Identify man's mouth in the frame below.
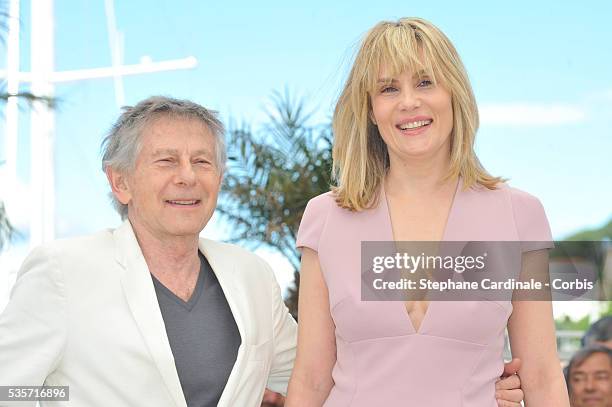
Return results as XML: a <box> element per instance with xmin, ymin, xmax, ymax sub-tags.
<box><xmin>165</xmin><ymin>200</ymin><xmax>201</xmax><ymax>206</ymax></box>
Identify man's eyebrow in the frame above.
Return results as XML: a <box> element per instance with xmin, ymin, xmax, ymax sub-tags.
<box><xmin>151</xmin><ymin>148</ymin><xmax>212</xmax><ymax>157</ymax></box>
<box><xmin>192</xmin><ymin>149</ymin><xmax>213</xmax><ymax>157</ymax></box>
<box><xmin>152</xmin><ymin>148</ymin><xmax>178</xmax><ymax>157</ymax></box>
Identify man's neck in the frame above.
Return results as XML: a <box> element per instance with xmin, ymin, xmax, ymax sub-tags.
<box><xmin>128</xmin><ymin>219</ymin><xmax>201</xmax><ymax>282</ymax></box>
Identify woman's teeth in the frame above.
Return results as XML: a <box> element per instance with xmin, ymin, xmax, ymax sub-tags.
<box><xmin>398</xmin><ymin>120</ymin><xmax>432</xmax><ymax>130</ymax></box>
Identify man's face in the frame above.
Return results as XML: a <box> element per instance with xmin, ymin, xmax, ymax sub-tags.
<box><xmin>112</xmin><ymin>115</ymin><xmax>222</xmax><ymax>241</ymax></box>
<box><xmin>570</xmin><ymin>352</ymin><xmax>612</xmax><ymax>407</ymax></box>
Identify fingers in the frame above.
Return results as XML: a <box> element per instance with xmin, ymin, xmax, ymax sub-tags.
<box><xmin>496</xmin><ymin>399</ymin><xmax>522</xmax><ymax>407</ymax></box>
<box><xmin>501</xmin><ymin>358</ymin><xmax>522</xmax><ymax>377</ymax></box>
<box><xmin>496</xmin><ymin>374</ymin><xmax>521</xmax><ymax>391</ymax></box>
<box><xmin>495</xmin><ymin>388</ymin><xmax>524</xmax><ymax>403</ymax></box>
<box><xmin>497</xmin><ymin>359</ymin><xmax>524</xmax><ymax>406</ymax></box>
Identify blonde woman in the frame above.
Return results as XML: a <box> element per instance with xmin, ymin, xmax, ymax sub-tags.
<box><xmin>286</xmin><ymin>18</ymin><xmax>569</xmax><ymax>406</ymax></box>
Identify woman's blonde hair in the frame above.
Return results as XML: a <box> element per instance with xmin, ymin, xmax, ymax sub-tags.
<box><xmin>332</xmin><ymin>17</ymin><xmax>503</xmax><ymax>211</ymax></box>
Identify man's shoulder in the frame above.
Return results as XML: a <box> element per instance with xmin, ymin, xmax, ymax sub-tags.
<box><xmin>199</xmin><ymin>238</ymin><xmax>276</xmax><ymax>284</ymax></box>
<box><xmin>31</xmin><ymin>228</ymin><xmax>115</xmax><ymax>258</ymax></box>
<box><xmin>199</xmin><ymin>238</ymin><xmax>266</xmax><ymax>265</ymax></box>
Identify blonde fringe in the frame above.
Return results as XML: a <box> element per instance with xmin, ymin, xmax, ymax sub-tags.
<box><xmin>331</xmin><ymin>17</ymin><xmax>504</xmax><ymax>211</ymax></box>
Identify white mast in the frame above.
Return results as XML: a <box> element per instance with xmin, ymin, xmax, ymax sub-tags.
<box><xmin>29</xmin><ymin>0</ymin><xmax>56</xmax><ymax>247</ymax></box>
<box><xmin>2</xmin><ymin>0</ymin><xmax>20</xmax><ymax>201</ymax></box>
<box><xmin>0</xmin><ymin>0</ymin><xmax>198</xmax><ymax>249</ymax></box>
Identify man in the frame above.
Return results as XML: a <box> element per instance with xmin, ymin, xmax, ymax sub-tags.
<box><xmin>0</xmin><ymin>96</ymin><xmax>524</xmax><ymax>406</ymax></box>
<box><xmin>0</xmin><ymin>97</ymin><xmax>296</xmax><ymax>407</ymax></box>
<box><xmin>567</xmin><ymin>346</ymin><xmax>612</xmax><ymax>407</ymax></box>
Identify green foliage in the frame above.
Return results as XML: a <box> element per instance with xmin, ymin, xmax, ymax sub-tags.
<box><xmin>555</xmin><ymin>314</ymin><xmax>592</xmax><ymax>331</ymax></box>
<box><xmin>218</xmin><ymin>91</ymin><xmax>333</xmax><ymax>318</ymax></box>
<box><xmin>0</xmin><ymin>91</ymin><xmax>56</xmax><ymax>108</ymax></box>
<box><xmin>550</xmin><ymin>218</ymin><xmax>612</xmax><ymax>300</ymax></box>
<box><xmin>564</xmin><ymin>218</ymin><xmax>612</xmax><ymax>241</ymax></box>
<box><xmin>599</xmin><ymin>301</ymin><xmax>612</xmax><ymax>317</ymax></box>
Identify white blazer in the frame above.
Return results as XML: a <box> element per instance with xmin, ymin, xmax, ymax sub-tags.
<box><xmin>0</xmin><ymin>221</ymin><xmax>297</xmax><ymax>407</ymax></box>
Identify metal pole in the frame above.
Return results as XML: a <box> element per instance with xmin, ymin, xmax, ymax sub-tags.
<box><xmin>3</xmin><ymin>0</ymin><xmax>20</xmax><ymax>197</ymax></box>
<box><xmin>30</xmin><ymin>0</ymin><xmax>55</xmax><ymax>247</ymax></box>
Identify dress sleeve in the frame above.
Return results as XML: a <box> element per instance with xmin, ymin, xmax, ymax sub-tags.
<box><xmin>510</xmin><ymin>188</ymin><xmax>554</xmax><ymax>252</ymax></box>
<box><xmin>295</xmin><ymin>194</ymin><xmax>332</xmax><ymax>252</ymax></box>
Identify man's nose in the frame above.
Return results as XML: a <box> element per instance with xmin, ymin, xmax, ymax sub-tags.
<box><xmin>174</xmin><ymin>161</ymin><xmax>196</xmax><ymax>185</ymax></box>
<box><xmin>584</xmin><ymin>375</ymin><xmax>597</xmax><ymax>391</ymax></box>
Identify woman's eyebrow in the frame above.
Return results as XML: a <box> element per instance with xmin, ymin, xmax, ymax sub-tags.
<box><xmin>376</xmin><ymin>78</ymin><xmax>396</xmax><ymax>84</ymax></box>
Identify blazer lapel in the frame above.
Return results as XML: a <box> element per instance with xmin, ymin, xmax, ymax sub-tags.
<box><xmin>198</xmin><ymin>238</ymin><xmax>249</xmax><ymax>406</ymax></box>
<box><xmin>113</xmin><ymin>221</ymin><xmax>188</xmax><ymax>407</ymax></box>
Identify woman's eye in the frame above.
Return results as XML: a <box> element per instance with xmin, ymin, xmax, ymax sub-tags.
<box><xmin>417</xmin><ymin>79</ymin><xmax>433</xmax><ymax>88</ymax></box>
<box><xmin>380</xmin><ymin>86</ymin><xmax>397</xmax><ymax>94</ymax></box>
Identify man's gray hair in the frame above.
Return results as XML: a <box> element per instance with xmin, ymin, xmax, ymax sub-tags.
<box><xmin>101</xmin><ymin>96</ymin><xmax>226</xmax><ymax>219</ymax></box>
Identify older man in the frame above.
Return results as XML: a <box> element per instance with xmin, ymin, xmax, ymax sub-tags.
<box><xmin>0</xmin><ymin>97</ymin><xmax>296</xmax><ymax>407</ymax></box>
<box><xmin>0</xmin><ymin>96</ymin><xmax>525</xmax><ymax>407</ymax></box>
<box><xmin>567</xmin><ymin>346</ymin><xmax>612</xmax><ymax>407</ymax></box>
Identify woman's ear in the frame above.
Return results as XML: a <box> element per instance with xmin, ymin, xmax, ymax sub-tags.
<box><xmin>105</xmin><ymin>166</ymin><xmax>132</xmax><ymax>205</ymax></box>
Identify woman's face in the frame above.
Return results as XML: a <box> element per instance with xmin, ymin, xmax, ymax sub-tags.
<box><xmin>370</xmin><ymin>66</ymin><xmax>454</xmax><ymax>165</ymax></box>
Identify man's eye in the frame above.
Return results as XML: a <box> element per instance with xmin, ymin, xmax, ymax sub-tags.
<box><xmin>156</xmin><ymin>158</ymin><xmax>173</xmax><ymax>164</ymax></box>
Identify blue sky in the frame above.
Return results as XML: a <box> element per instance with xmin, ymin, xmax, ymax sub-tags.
<box><xmin>1</xmin><ymin>1</ymin><xmax>611</xmax><ymax>315</ymax></box>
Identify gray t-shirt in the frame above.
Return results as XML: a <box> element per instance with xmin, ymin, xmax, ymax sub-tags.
<box><xmin>151</xmin><ymin>252</ymin><xmax>241</xmax><ymax>407</ymax></box>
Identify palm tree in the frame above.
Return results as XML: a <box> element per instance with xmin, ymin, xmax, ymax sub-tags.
<box><xmin>218</xmin><ymin>90</ymin><xmax>333</xmax><ymax>318</ymax></box>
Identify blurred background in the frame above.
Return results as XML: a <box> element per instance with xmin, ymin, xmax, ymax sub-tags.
<box><xmin>0</xmin><ymin>1</ymin><xmax>610</xmax><ymax>404</ymax></box>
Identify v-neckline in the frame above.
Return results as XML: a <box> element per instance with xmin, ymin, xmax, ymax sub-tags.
<box><xmin>379</xmin><ymin>177</ymin><xmax>462</xmax><ymax>334</ymax></box>
<box><xmin>151</xmin><ymin>261</ymin><xmax>205</xmax><ymax>311</ymax></box>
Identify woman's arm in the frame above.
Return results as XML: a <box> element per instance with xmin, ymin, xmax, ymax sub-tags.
<box><xmin>285</xmin><ymin>247</ymin><xmax>337</xmax><ymax>406</ymax></box>
<box><xmin>507</xmin><ymin>249</ymin><xmax>570</xmax><ymax>406</ymax></box>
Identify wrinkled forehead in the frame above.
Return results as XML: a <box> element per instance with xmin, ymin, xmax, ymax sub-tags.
<box><xmin>137</xmin><ymin>113</ymin><xmax>215</xmax><ymax>152</ymax></box>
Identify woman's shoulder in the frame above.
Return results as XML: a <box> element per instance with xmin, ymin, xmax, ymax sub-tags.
<box><xmin>492</xmin><ymin>182</ymin><xmax>546</xmax><ymax>212</ymax></box>
<box><xmin>296</xmin><ymin>192</ymin><xmax>335</xmax><ymax>251</ymax></box>
<box><xmin>303</xmin><ymin>191</ymin><xmax>337</xmax><ymax>212</ymax></box>
<box><xmin>490</xmin><ymin>182</ymin><xmax>552</xmax><ymax>241</ymax></box>
<box><xmin>468</xmin><ymin>181</ymin><xmax>545</xmax><ymax>208</ymax></box>
<box><xmin>460</xmin><ymin>181</ymin><xmax>552</xmax><ymax>244</ymax></box>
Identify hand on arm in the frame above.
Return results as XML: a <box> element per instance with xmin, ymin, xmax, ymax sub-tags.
<box><xmin>495</xmin><ymin>358</ymin><xmax>524</xmax><ymax>407</ymax></box>
<box><xmin>285</xmin><ymin>248</ymin><xmax>336</xmax><ymax>407</ymax></box>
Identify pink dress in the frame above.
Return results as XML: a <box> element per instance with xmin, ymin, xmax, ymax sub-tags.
<box><xmin>296</xmin><ymin>182</ymin><xmax>553</xmax><ymax>406</ymax></box>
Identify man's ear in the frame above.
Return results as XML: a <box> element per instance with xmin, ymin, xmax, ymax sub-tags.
<box><xmin>105</xmin><ymin>166</ymin><xmax>132</xmax><ymax>205</ymax></box>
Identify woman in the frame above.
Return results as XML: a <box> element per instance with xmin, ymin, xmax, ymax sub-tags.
<box><xmin>286</xmin><ymin>18</ymin><xmax>569</xmax><ymax>406</ymax></box>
